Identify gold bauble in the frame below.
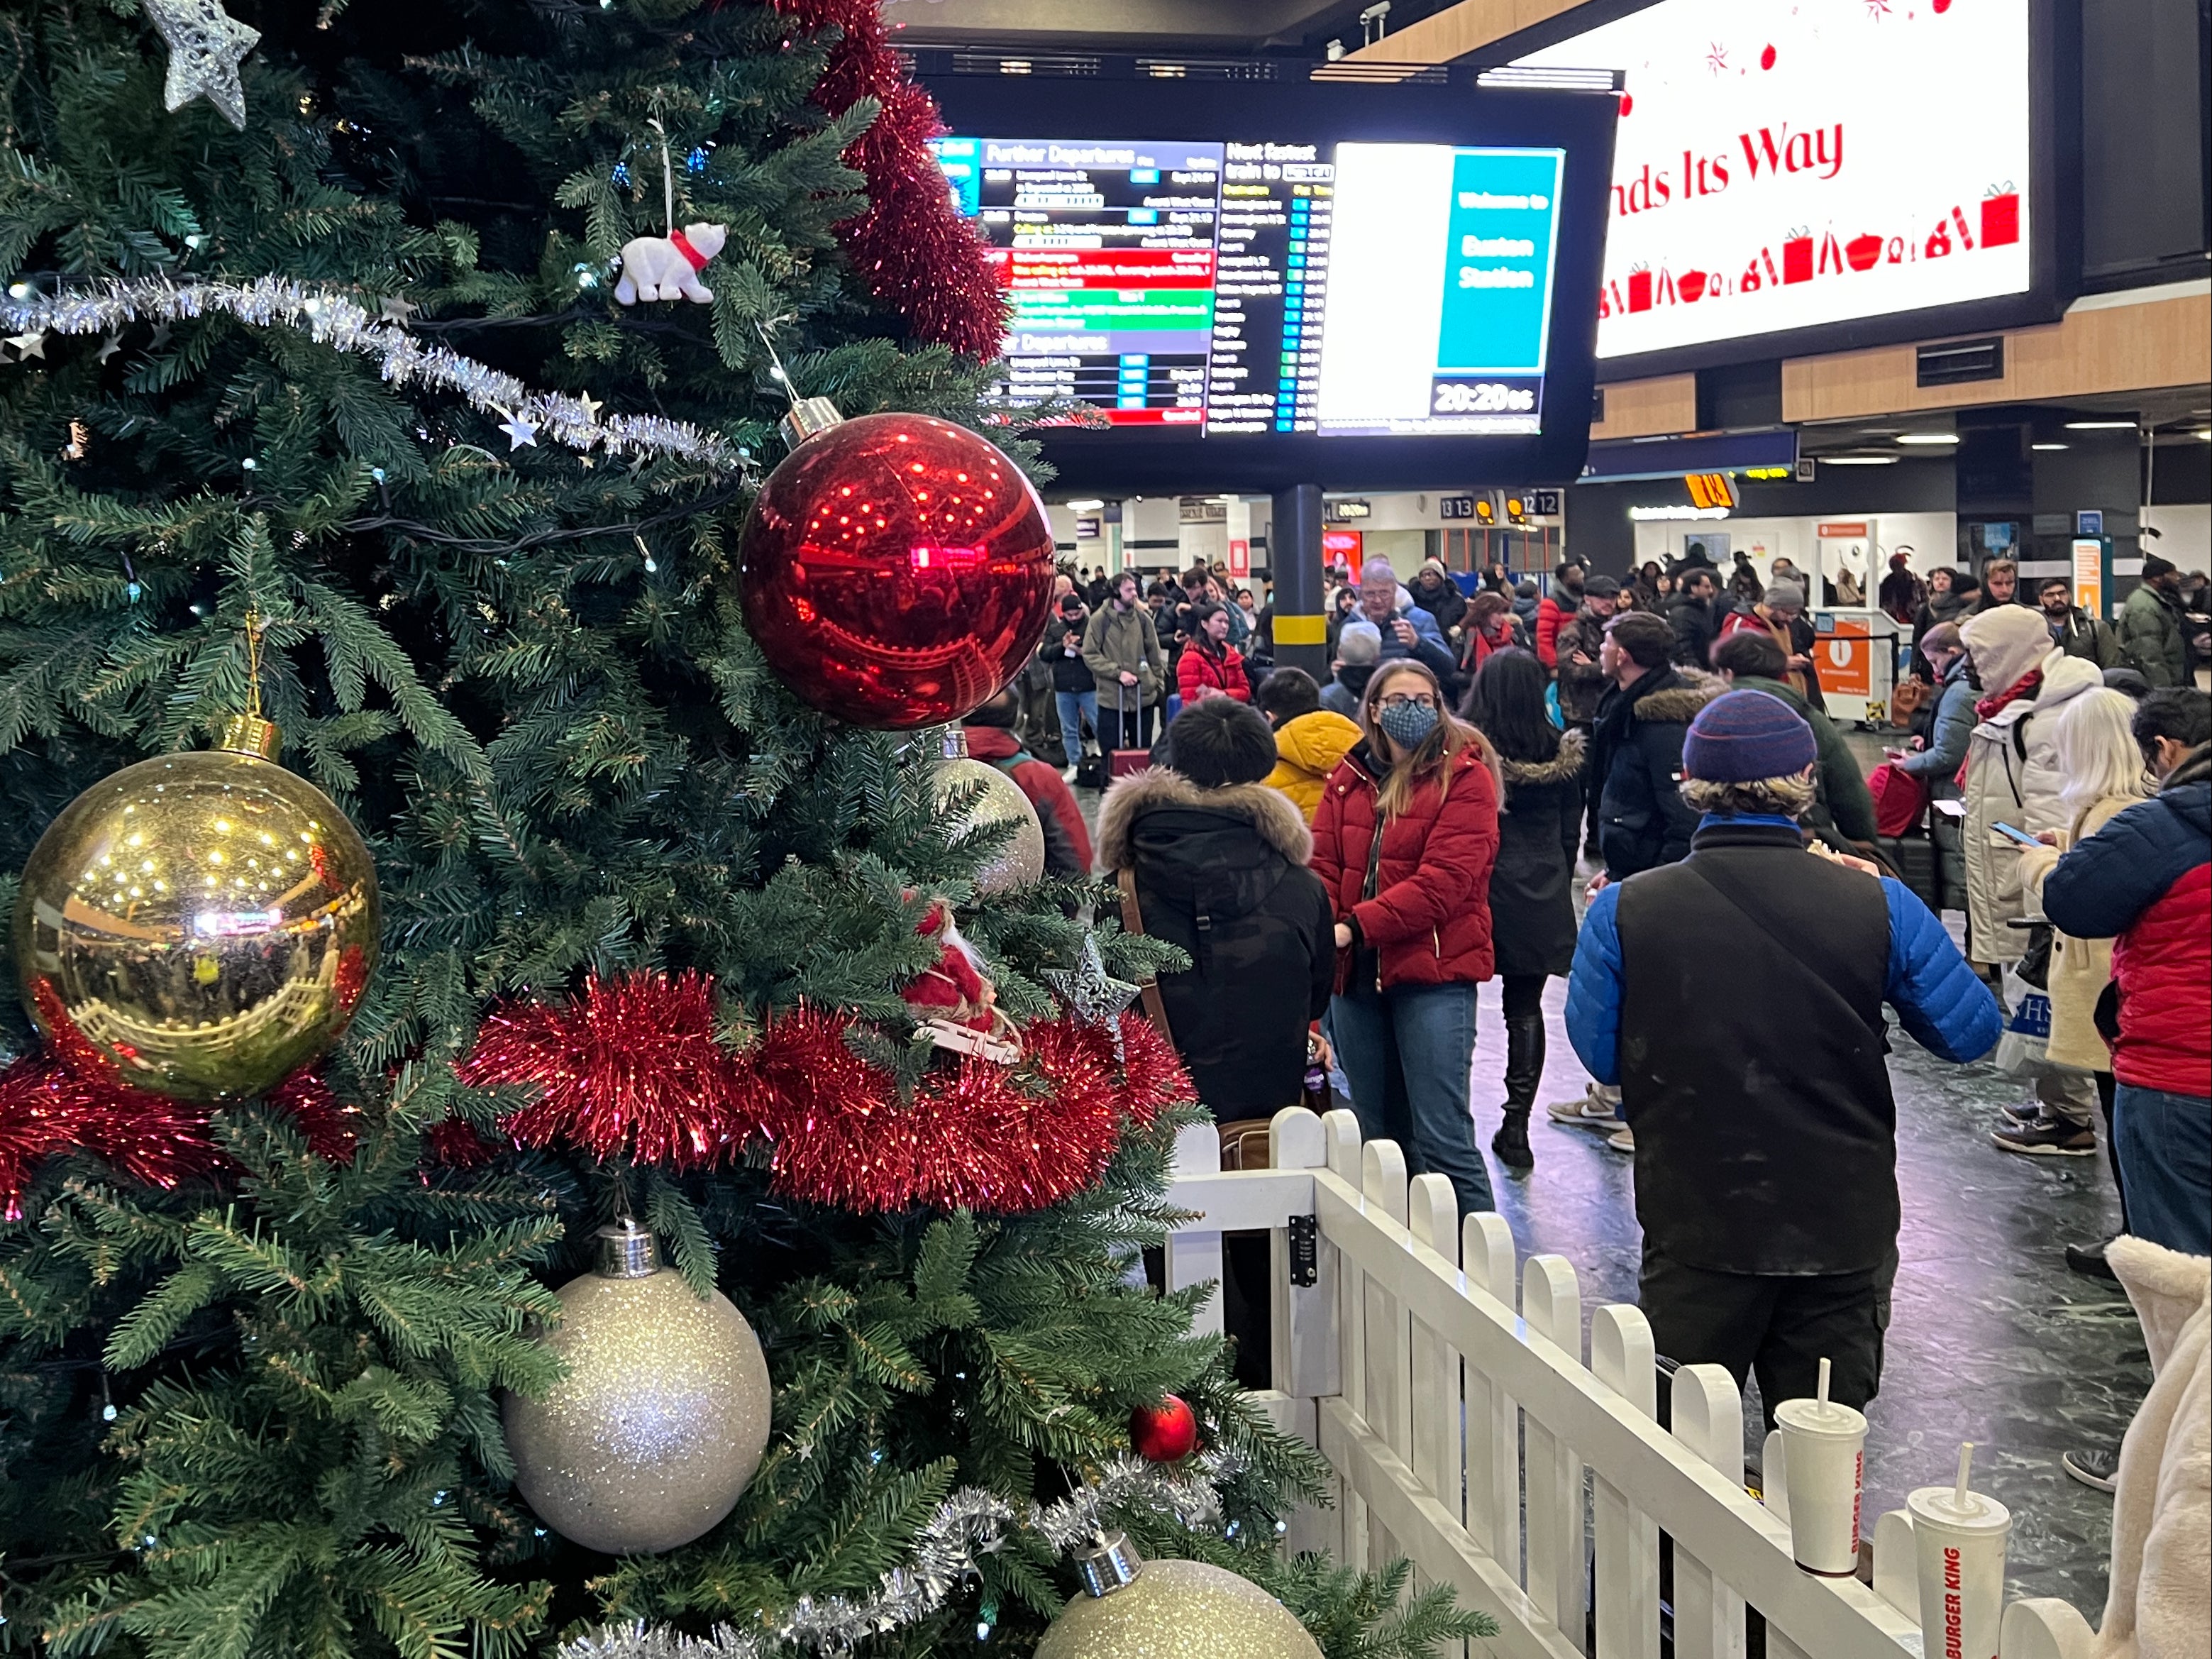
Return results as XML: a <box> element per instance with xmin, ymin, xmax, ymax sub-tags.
<box><xmin>505</xmin><ymin>1221</ymin><xmax>771</xmax><ymax>1555</ymax></box>
<box><xmin>1036</xmin><ymin>1536</ymin><xmax>1323</xmax><ymax>1659</ymax></box>
<box><xmin>934</xmin><ymin>730</ymin><xmax>1044</xmax><ymax>893</ymax></box>
<box><xmin>13</xmin><ymin>716</ymin><xmax>380</xmax><ymax>1103</ymax></box>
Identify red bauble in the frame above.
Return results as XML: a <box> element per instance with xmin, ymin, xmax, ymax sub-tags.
<box><xmin>1130</xmin><ymin>1394</ymin><xmax>1199</xmax><ymax>1463</ymax></box>
<box><xmin>738</xmin><ymin>414</ymin><xmax>1056</xmax><ymax>729</ymax></box>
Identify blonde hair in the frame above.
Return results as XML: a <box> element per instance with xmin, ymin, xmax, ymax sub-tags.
<box><xmin>2054</xmin><ymin>688</ymin><xmax>2153</xmax><ymax>829</ymax></box>
<box><xmin>1679</xmin><ymin>773</ymin><xmax>1819</xmax><ymax>818</ymax></box>
<box><xmin>1360</xmin><ymin>661</ymin><xmax>1503</xmax><ymax>818</ymax></box>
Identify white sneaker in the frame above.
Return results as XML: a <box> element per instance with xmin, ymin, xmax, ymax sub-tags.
<box><xmin>1606</xmin><ymin>1125</ymin><xmax>1635</xmax><ymax>1153</ymax></box>
<box><xmin>1061</xmin><ymin>763</ymin><xmax>1079</xmax><ymax>781</ymax></box>
<box><xmin>1546</xmin><ymin>1083</ymin><xmax>1624</xmax><ymax>1128</ymax></box>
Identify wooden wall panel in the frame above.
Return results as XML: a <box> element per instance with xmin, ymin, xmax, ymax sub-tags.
<box><xmin>1589</xmin><ymin>374</ymin><xmax>1697</xmax><ymax>441</ymax></box>
<box><xmin>1349</xmin><ymin>0</ymin><xmax>1586</xmax><ymax>62</ymax></box>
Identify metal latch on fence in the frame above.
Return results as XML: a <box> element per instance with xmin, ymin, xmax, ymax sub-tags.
<box><xmin>1288</xmin><ymin>1213</ymin><xmax>1318</xmax><ymax>1286</ymax></box>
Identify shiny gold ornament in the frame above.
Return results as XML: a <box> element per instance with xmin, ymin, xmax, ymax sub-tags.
<box><xmin>1035</xmin><ymin>1535</ymin><xmax>1322</xmax><ymax>1659</ymax></box>
<box><xmin>934</xmin><ymin>729</ymin><xmax>1044</xmax><ymax>894</ymax></box>
<box><xmin>505</xmin><ymin>1220</ymin><xmax>771</xmax><ymax>1555</ymax></box>
<box><xmin>13</xmin><ymin>713</ymin><xmax>379</xmax><ymax>1103</ymax></box>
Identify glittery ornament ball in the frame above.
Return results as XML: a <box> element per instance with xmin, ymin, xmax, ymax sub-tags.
<box><xmin>1034</xmin><ymin>1560</ymin><xmax>1324</xmax><ymax>1659</ymax></box>
<box><xmin>737</xmin><ymin>414</ymin><xmax>1055</xmax><ymax>729</ymax></box>
<box><xmin>934</xmin><ymin>754</ymin><xmax>1044</xmax><ymax>893</ymax></box>
<box><xmin>505</xmin><ymin>1255</ymin><xmax>770</xmax><ymax>1555</ymax></box>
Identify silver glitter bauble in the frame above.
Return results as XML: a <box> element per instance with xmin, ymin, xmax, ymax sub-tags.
<box><xmin>1035</xmin><ymin>1535</ymin><xmax>1323</xmax><ymax>1659</ymax></box>
<box><xmin>934</xmin><ymin>731</ymin><xmax>1044</xmax><ymax>893</ymax></box>
<box><xmin>505</xmin><ymin>1221</ymin><xmax>770</xmax><ymax>1555</ymax></box>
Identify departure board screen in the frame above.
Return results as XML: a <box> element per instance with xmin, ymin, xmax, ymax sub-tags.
<box><xmin>930</xmin><ymin>136</ymin><xmax>1568</xmax><ymax>440</ymax></box>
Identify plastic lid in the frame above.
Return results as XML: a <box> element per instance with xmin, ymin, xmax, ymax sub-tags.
<box><xmin>1906</xmin><ymin>1484</ymin><xmax>2011</xmax><ymax>1530</ymax></box>
<box><xmin>1774</xmin><ymin>1395</ymin><xmax>1868</xmax><ymax>1436</ymax></box>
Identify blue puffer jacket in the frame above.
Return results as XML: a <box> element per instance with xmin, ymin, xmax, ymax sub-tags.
<box><xmin>1566</xmin><ymin>815</ymin><xmax>2003</xmax><ymax>1084</ymax></box>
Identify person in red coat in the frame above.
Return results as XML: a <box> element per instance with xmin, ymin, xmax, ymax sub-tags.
<box><xmin>1310</xmin><ymin>659</ymin><xmax>1504</xmax><ymax>1216</ymax></box>
<box><xmin>1534</xmin><ymin>559</ymin><xmax>1586</xmax><ymax>668</ymax></box>
<box><xmin>1176</xmin><ymin>602</ymin><xmax>1251</xmax><ymax>705</ymax></box>
<box><xmin>962</xmin><ymin>692</ymin><xmax>1094</xmax><ymax>877</ymax></box>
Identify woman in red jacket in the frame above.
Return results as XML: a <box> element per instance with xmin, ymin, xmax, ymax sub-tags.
<box><xmin>1177</xmin><ymin>603</ymin><xmax>1251</xmax><ymax>705</ymax></box>
<box><xmin>1311</xmin><ymin>659</ymin><xmax>1504</xmax><ymax>1216</ymax></box>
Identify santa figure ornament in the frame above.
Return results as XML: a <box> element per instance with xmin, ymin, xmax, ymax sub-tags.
<box><xmin>902</xmin><ymin>899</ymin><xmax>1020</xmax><ymax>1064</ymax></box>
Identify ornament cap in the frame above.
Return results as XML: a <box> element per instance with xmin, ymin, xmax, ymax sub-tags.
<box><xmin>594</xmin><ymin>1218</ymin><xmax>660</xmax><ymax>1279</ymax></box>
<box><xmin>1075</xmin><ymin>1532</ymin><xmax>1144</xmax><ymax>1599</ymax></box>
<box><xmin>778</xmin><ymin>396</ymin><xmax>845</xmax><ymax>450</ymax></box>
<box><xmin>940</xmin><ymin>726</ymin><xmax>970</xmax><ymax>761</ymax></box>
<box><xmin>215</xmin><ymin>714</ymin><xmax>282</xmax><ymax>760</ymax></box>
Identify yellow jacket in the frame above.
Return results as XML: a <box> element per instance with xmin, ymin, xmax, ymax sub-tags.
<box><xmin>1265</xmin><ymin>710</ymin><xmax>1364</xmax><ymax>822</ymax></box>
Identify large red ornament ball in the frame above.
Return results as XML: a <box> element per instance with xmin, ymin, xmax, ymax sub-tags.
<box><xmin>1130</xmin><ymin>1394</ymin><xmax>1199</xmax><ymax>1463</ymax></box>
<box><xmin>738</xmin><ymin>414</ymin><xmax>1056</xmax><ymax>729</ymax></box>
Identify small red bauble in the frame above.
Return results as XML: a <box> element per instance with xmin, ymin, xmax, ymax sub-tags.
<box><xmin>738</xmin><ymin>412</ymin><xmax>1056</xmax><ymax>729</ymax></box>
<box><xmin>1130</xmin><ymin>1394</ymin><xmax>1199</xmax><ymax>1462</ymax></box>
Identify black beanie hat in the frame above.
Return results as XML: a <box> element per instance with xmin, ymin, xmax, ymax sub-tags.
<box><xmin>1170</xmin><ymin>698</ymin><xmax>1278</xmax><ymax>788</ymax></box>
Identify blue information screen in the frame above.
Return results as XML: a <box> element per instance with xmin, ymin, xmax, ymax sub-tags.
<box><xmin>930</xmin><ymin>136</ymin><xmax>1566</xmax><ymax>439</ymax></box>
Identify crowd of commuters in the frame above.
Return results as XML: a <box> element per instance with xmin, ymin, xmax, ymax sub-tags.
<box><xmin>1041</xmin><ymin>543</ymin><xmax>2208</xmax><ymax>1446</ymax></box>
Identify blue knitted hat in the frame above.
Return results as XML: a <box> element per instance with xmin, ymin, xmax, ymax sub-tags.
<box><xmin>1681</xmin><ymin>689</ymin><xmax>1818</xmax><ymax>783</ymax></box>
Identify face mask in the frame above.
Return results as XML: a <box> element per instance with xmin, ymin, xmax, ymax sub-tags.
<box><xmin>1377</xmin><ymin>700</ymin><xmax>1439</xmax><ymax>750</ymax></box>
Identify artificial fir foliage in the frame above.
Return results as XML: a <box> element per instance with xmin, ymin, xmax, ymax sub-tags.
<box><xmin>0</xmin><ymin>4</ymin><xmax>1495</xmax><ymax>1655</ymax></box>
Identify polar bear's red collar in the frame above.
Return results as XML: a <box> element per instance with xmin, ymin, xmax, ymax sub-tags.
<box><xmin>668</xmin><ymin>230</ymin><xmax>714</xmax><ymax>272</ymax></box>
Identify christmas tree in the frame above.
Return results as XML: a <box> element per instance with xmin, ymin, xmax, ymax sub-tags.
<box><xmin>0</xmin><ymin>3</ymin><xmax>1488</xmax><ymax>1656</ymax></box>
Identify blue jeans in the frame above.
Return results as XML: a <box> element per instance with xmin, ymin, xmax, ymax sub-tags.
<box><xmin>1054</xmin><ymin>690</ymin><xmax>1097</xmax><ymax>765</ymax></box>
<box><xmin>2113</xmin><ymin>1085</ymin><xmax>2211</xmax><ymax>1255</ymax></box>
<box><xmin>1329</xmin><ymin>982</ymin><xmax>1494</xmax><ymax>1218</ymax></box>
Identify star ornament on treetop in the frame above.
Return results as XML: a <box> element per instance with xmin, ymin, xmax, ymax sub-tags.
<box><xmin>143</xmin><ymin>0</ymin><xmax>261</xmax><ymax>131</ymax></box>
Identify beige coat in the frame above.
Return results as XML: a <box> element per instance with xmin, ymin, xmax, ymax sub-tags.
<box><xmin>2017</xmin><ymin>793</ymin><xmax>2142</xmax><ymax>1071</ymax></box>
<box><xmin>1959</xmin><ymin>650</ymin><xmax>2102</xmax><ymax>964</ymax></box>
<box><xmin>2094</xmin><ymin>1238</ymin><xmax>2210</xmax><ymax>1659</ymax></box>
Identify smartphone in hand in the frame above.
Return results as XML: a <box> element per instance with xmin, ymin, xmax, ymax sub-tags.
<box><xmin>1991</xmin><ymin>821</ymin><xmax>2040</xmax><ymax>847</ymax></box>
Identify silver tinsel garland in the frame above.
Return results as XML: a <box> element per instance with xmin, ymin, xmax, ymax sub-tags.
<box><xmin>1</xmin><ymin>278</ymin><xmax>750</xmax><ymax>475</ymax></box>
<box><xmin>558</xmin><ymin>1454</ymin><xmax>1237</xmax><ymax>1659</ymax></box>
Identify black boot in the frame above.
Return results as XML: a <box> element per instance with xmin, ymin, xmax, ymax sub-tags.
<box><xmin>1491</xmin><ymin>1013</ymin><xmax>1544</xmax><ymax>1172</ymax></box>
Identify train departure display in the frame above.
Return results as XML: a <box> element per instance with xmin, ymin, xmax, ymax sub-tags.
<box><xmin>930</xmin><ymin>136</ymin><xmax>1569</xmax><ymax>441</ymax></box>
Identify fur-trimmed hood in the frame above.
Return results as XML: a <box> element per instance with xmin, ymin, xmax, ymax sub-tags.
<box><xmin>1097</xmin><ymin>768</ymin><xmax>1313</xmax><ymax>873</ymax></box>
<box><xmin>1498</xmin><ymin>726</ymin><xmax>1587</xmax><ymax>792</ymax></box>
<box><xmin>1627</xmin><ymin>667</ymin><xmax>1724</xmax><ymax>727</ymax></box>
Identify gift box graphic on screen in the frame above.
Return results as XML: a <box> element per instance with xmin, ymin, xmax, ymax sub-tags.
<box><xmin>1627</xmin><ymin>263</ymin><xmax>1653</xmax><ymax>312</ymax></box>
<box><xmin>1783</xmin><ymin>228</ymin><xmax>1813</xmax><ymax>285</ymax></box>
<box><xmin>1981</xmin><ymin>183</ymin><xmax>2020</xmax><ymax>248</ymax></box>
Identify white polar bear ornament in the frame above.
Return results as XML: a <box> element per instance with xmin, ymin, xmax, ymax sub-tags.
<box><xmin>613</xmin><ymin>222</ymin><xmax>726</xmax><ymax>304</ymax></box>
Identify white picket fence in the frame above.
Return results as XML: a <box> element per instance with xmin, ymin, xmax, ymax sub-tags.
<box><xmin>1163</xmin><ymin>1108</ymin><xmax>2100</xmax><ymax>1659</ymax></box>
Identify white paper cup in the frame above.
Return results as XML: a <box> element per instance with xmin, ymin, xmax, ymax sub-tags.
<box><xmin>1774</xmin><ymin>1396</ymin><xmax>1868</xmax><ymax>1575</ymax></box>
<box><xmin>1908</xmin><ymin>1485</ymin><xmax>2011</xmax><ymax>1659</ymax></box>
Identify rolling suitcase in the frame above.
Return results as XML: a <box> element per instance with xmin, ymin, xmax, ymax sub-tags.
<box><xmin>1107</xmin><ymin>702</ymin><xmax>1152</xmax><ymax>781</ymax></box>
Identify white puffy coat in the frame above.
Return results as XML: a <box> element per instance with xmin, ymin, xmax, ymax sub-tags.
<box><xmin>1960</xmin><ymin>650</ymin><xmax>2102</xmax><ymax>964</ymax></box>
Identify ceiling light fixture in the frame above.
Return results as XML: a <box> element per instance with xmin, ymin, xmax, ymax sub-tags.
<box><xmin>2031</xmin><ymin>442</ymin><xmax>2068</xmax><ymax>451</ymax></box>
<box><xmin>1063</xmin><ymin>499</ymin><xmax>1104</xmax><ymax>512</ymax></box>
<box><xmin>2062</xmin><ymin>419</ymin><xmax>2138</xmax><ymax>431</ymax></box>
<box><xmin>1822</xmin><ymin>455</ymin><xmax>1901</xmax><ymax>466</ymax></box>
<box><xmin>1895</xmin><ymin>433</ymin><xmax>1961</xmax><ymax>445</ymax></box>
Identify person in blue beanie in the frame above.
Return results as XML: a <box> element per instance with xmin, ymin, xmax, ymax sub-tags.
<box><xmin>1564</xmin><ymin>690</ymin><xmax>2003</xmax><ymax>1426</ymax></box>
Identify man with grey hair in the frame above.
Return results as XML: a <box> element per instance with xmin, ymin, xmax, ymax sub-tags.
<box><xmin>1356</xmin><ymin>558</ymin><xmax>1459</xmax><ymax>685</ymax></box>
<box><xmin>1720</xmin><ymin>577</ymin><xmax>1823</xmax><ymax>708</ymax></box>
<box><xmin>1566</xmin><ymin>689</ymin><xmax>2000</xmax><ymax>1423</ymax></box>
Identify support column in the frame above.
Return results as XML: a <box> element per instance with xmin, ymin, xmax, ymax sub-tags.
<box><xmin>1271</xmin><ymin>483</ymin><xmax>1328</xmax><ymax>679</ymax></box>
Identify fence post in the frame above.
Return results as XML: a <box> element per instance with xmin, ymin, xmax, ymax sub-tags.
<box><xmin>1323</xmin><ymin>1108</ymin><xmax>1367</xmax><ymax>1568</ymax></box>
<box><xmin>2000</xmin><ymin>1599</ymin><xmax>2096</xmax><ymax>1659</ymax></box>
<box><xmin>1361</xmin><ymin>1139</ymin><xmax>1411</xmax><ymax>1569</ymax></box>
<box><xmin>1163</xmin><ymin>1121</ymin><xmax>1224</xmax><ymax>1336</ymax></box>
<box><xmin>1591</xmin><ymin>1306</ymin><xmax>1661</xmax><ymax>1659</ymax></box>
<box><xmin>1406</xmin><ymin>1174</ymin><xmax>1464</xmax><ymax>1547</ymax></box>
<box><xmin>1670</xmin><ymin>1364</ymin><xmax>1749</xmax><ymax>1659</ymax></box>
<box><xmin>1461</xmin><ymin>1210</ymin><xmax>1522</xmax><ymax>1578</ymax></box>
<box><xmin>1522</xmin><ymin>1255</ymin><xmax>1587</xmax><ymax>1651</ymax></box>
<box><xmin>1268</xmin><ymin>1107</ymin><xmax>1338</xmax><ymax>1402</ymax></box>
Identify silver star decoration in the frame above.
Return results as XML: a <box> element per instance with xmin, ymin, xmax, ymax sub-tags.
<box><xmin>380</xmin><ymin>294</ymin><xmax>417</xmax><ymax>326</ymax></box>
<box><xmin>576</xmin><ymin>390</ymin><xmax>604</xmax><ymax>420</ymax></box>
<box><xmin>148</xmin><ymin>322</ymin><xmax>173</xmax><ymax>348</ymax></box>
<box><xmin>6</xmin><ymin>331</ymin><xmax>46</xmax><ymax>360</ymax></box>
<box><xmin>143</xmin><ymin>0</ymin><xmax>260</xmax><ymax>131</ymax></box>
<box><xmin>1043</xmin><ymin>935</ymin><xmax>1141</xmax><ymax>1062</ymax></box>
<box><xmin>96</xmin><ymin>335</ymin><xmax>123</xmax><ymax>363</ymax></box>
<box><xmin>496</xmin><ymin>409</ymin><xmax>538</xmax><ymax>451</ymax></box>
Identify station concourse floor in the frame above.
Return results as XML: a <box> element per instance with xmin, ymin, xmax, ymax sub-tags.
<box><xmin>1070</xmin><ymin>775</ymin><xmax>2138</xmax><ymax>1616</ymax></box>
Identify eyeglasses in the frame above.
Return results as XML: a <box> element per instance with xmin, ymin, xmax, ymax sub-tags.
<box><xmin>1376</xmin><ymin>693</ymin><xmax>1437</xmax><ymax>712</ymax></box>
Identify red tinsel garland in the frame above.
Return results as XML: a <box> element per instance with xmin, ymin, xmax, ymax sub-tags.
<box><xmin>454</xmin><ymin>970</ymin><xmax>1190</xmax><ymax>1215</ymax></box>
<box><xmin>0</xmin><ymin>1054</ymin><xmax>224</xmax><ymax>1220</ymax></box>
<box><xmin>772</xmin><ymin>0</ymin><xmax>1008</xmax><ymax>358</ymax></box>
<box><xmin>458</xmin><ymin>970</ymin><xmax>756</xmax><ymax>1169</ymax></box>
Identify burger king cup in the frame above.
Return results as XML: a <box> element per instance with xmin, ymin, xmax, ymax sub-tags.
<box><xmin>1775</xmin><ymin>1357</ymin><xmax>1869</xmax><ymax>1575</ymax></box>
<box><xmin>1909</xmin><ymin>1444</ymin><xmax>2011</xmax><ymax>1659</ymax></box>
